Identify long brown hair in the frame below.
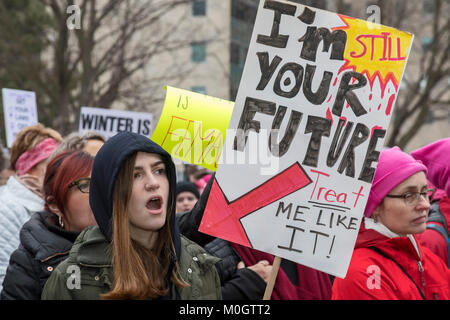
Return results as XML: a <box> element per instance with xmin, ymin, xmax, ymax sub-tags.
<box><xmin>101</xmin><ymin>153</ymin><xmax>188</xmax><ymax>300</ymax></box>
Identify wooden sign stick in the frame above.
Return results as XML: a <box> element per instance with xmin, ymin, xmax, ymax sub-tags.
<box><xmin>263</xmin><ymin>256</ymin><xmax>282</xmax><ymax>300</ymax></box>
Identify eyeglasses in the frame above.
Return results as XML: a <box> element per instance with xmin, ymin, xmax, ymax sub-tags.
<box><xmin>68</xmin><ymin>178</ymin><xmax>91</xmax><ymax>193</ymax></box>
<box><xmin>385</xmin><ymin>188</ymin><xmax>436</xmax><ymax>206</ymax></box>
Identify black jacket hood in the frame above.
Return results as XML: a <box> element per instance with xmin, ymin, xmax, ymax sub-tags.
<box><xmin>89</xmin><ymin>132</ymin><xmax>181</xmax><ymax>260</ymax></box>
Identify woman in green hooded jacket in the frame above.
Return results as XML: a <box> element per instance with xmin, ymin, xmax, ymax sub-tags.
<box><xmin>42</xmin><ymin>132</ymin><xmax>221</xmax><ymax>300</ymax></box>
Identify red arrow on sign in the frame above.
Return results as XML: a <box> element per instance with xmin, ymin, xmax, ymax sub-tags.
<box><xmin>199</xmin><ymin>162</ymin><xmax>312</xmax><ymax>247</ymax></box>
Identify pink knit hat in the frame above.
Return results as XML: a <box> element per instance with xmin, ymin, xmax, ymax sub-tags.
<box><xmin>411</xmin><ymin>138</ymin><xmax>450</xmax><ymax>197</ymax></box>
<box><xmin>364</xmin><ymin>146</ymin><xmax>427</xmax><ymax>217</ymax></box>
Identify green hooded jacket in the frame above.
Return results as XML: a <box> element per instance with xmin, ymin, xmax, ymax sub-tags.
<box><xmin>42</xmin><ymin>132</ymin><xmax>221</xmax><ymax>300</ymax></box>
<box><xmin>41</xmin><ymin>226</ymin><xmax>221</xmax><ymax>300</ymax></box>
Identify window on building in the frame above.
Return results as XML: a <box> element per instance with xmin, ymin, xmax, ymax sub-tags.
<box><xmin>230</xmin><ymin>86</ymin><xmax>239</xmax><ymax>101</ymax></box>
<box><xmin>421</xmin><ymin>37</ymin><xmax>433</xmax><ymax>51</ymax></box>
<box><xmin>425</xmin><ymin>110</ymin><xmax>434</xmax><ymax>124</ymax></box>
<box><xmin>231</xmin><ymin>0</ymin><xmax>256</xmax><ymax>22</ymax></box>
<box><xmin>230</xmin><ymin>42</ymin><xmax>240</xmax><ymax>64</ymax></box>
<box><xmin>192</xmin><ymin>0</ymin><xmax>206</xmax><ymax>16</ymax></box>
<box><xmin>191</xmin><ymin>42</ymin><xmax>206</xmax><ymax>62</ymax></box>
<box><xmin>422</xmin><ymin>0</ymin><xmax>435</xmax><ymax>14</ymax></box>
<box><xmin>191</xmin><ymin>86</ymin><xmax>207</xmax><ymax>94</ymax></box>
<box><xmin>230</xmin><ymin>42</ymin><xmax>248</xmax><ymax>67</ymax></box>
<box><xmin>230</xmin><ymin>64</ymin><xmax>244</xmax><ymax>100</ymax></box>
<box><xmin>231</xmin><ymin>0</ymin><xmax>246</xmax><ymax>21</ymax></box>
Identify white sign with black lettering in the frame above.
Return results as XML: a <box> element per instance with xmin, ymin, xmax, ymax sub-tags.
<box><xmin>199</xmin><ymin>0</ymin><xmax>413</xmax><ymax>278</ymax></box>
<box><xmin>2</xmin><ymin>88</ymin><xmax>38</xmax><ymax>148</ymax></box>
<box><xmin>79</xmin><ymin>106</ymin><xmax>153</xmax><ymax>139</ymax></box>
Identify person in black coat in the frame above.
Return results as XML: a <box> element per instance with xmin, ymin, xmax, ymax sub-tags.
<box><xmin>177</xmin><ymin>174</ymin><xmax>271</xmax><ymax>300</ymax></box>
<box><xmin>1</xmin><ymin>151</ymin><xmax>95</xmax><ymax>300</ymax></box>
<box><xmin>0</xmin><ymin>211</ymin><xmax>79</xmax><ymax>299</ymax></box>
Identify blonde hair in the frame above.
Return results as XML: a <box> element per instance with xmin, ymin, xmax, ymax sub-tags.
<box><xmin>101</xmin><ymin>153</ymin><xmax>188</xmax><ymax>300</ymax></box>
<box><xmin>10</xmin><ymin>123</ymin><xmax>62</xmax><ymax>170</ymax></box>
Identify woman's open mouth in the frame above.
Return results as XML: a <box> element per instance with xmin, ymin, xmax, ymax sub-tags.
<box><xmin>146</xmin><ymin>196</ymin><xmax>163</xmax><ymax>214</ymax></box>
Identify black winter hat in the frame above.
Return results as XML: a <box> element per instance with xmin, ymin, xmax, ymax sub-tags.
<box><xmin>176</xmin><ymin>181</ymin><xmax>200</xmax><ymax>199</ymax></box>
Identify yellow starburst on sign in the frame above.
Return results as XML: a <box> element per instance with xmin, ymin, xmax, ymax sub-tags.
<box><xmin>334</xmin><ymin>15</ymin><xmax>413</xmax><ymax>91</ymax></box>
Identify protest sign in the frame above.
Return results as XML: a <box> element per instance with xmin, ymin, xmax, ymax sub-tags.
<box><xmin>2</xmin><ymin>88</ymin><xmax>38</xmax><ymax>148</ymax></box>
<box><xmin>79</xmin><ymin>106</ymin><xmax>153</xmax><ymax>139</ymax></box>
<box><xmin>199</xmin><ymin>0</ymin><xmax>414</xmax><ymax>278</ymax></box>
<box><xmin>152</xmin><ymin>86</ymin><xmax>234</xmax><ymax>172</ymax></box>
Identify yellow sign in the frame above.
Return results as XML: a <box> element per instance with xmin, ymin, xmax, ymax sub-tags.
<box><xmin>152</xmin><ymin>86</ymin><xmax>234</xmax><ymax>171</ymax></box>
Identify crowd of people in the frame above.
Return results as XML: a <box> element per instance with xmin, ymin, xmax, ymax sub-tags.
<box><xmin>0</xmin><ymin>124</ymin><xmax>448</xmax><ymax>300</ymax></box>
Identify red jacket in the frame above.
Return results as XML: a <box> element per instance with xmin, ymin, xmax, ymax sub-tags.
<box><xmin>332</xmin><ymin>221</ymin><xmax>450</xmax><ymax>300</ymax></box>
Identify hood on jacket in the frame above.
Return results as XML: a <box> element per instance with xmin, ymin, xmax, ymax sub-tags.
<box><xmin>411</xmin><ymin>138</ymin><xmax>450</xmax><ymax>196</ymax></box>
<box><xmin>89</xmin><ymin>132</ymin><xmax>181</xmax><ymax>260</ymax></box>
<box><xmin>355</xmin><ymin>218</ymin><xmax>422</xmax><ymax>262</ymax></box>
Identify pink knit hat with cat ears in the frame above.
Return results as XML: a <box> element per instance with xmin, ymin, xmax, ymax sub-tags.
<box><xmin>364</xmin><ymin>147</ymin><xmax>427</xmax><ymax>217</ymax></box>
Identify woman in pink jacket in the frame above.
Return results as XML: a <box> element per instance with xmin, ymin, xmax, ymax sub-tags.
<box><xmin>332</xmin><ymin>147</ymin><xmax>450</xmax><ymax>300</ymax></box>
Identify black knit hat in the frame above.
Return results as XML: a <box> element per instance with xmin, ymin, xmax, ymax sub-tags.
<box><xmin>176</xmin><ymin>181</ymin><xmax>200</xmax><ymax>199</ymax></box>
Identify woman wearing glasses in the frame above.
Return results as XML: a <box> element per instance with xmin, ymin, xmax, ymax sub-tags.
<box><xmin>332</xmin><ymin>147</ymin><xmax>450</xmax><ymax>300</ymax></box>
<box><xmin>1</xmin><ymin>151</ymin><xmax>95</xmax><ymax>300</ymax></box>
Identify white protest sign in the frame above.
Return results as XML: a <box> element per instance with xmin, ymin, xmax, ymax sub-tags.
<box><xmin>79</xmin><ymin>106</ymin><xmax>153</xmax><ymax>140</ymax></box>
<box><xmin>199</xmin><ymin>0</ymin><xmax>413</xmax><ymax>278</ymax></box>
<box><xmin>2</xmin><ymin>88</ymin><xmax>38</xmax><ymax>148</ymax></box>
